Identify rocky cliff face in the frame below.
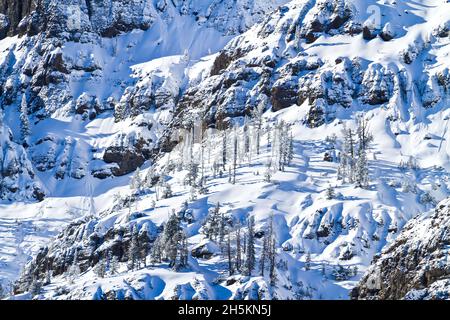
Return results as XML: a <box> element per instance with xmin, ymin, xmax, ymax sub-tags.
<box><xmin>353</xmin><ymin>198</ymin><xmax>450</xmax><ymax>300</ymax></box>
<box><xmin>0</xmin><ymin>0</ymin><xmax>288</xmax><ymax>201</ymax></box>
<box><xmin>167</xmin><ymin>0</ymin><xmax>450</xmax><ymax>134</ymax></box>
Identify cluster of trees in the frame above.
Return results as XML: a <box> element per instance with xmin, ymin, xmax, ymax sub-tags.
<box><xmin>169</xmin><ymin>116</ymin><xmax>295</xmax><ymax>193</ymax></box>
<box><xmin>150</xmin><ymin>212</ymin><xmax>189</xmax><ymax>270</ymax></box>
<box><xmin>337</xmin><ymin>116</ymin><xmax>373</xmax><ymax>188</ymax></box>
<box><xmin>201</xmin><ymin>204</ymin><xmax>278</xmax><ymax>286</ymax></box>
<box><xmin>119</xmin><ymin>114</ymin><xmax>297</xmax><ymax>216</ymax></box>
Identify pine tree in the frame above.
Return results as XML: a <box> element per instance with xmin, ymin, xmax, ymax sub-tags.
<box><xmin>161</xmin><ymin>212</ymin><xmax>181</xmax><ymax>268</ymax></box>
<box><xmin>264</xmin><ymin>160</ymin><xmax>272</xmax><ymax>183</ymax></box>
<box><xmin>114</xmin><ymin>102</ymin><xmax>126</xmax><ymax>122</ymax></box>
<box><xmin>251</xmin><ymin>102</ymin><xmax>264</xmax><ymax>156</ymax></box>
<box><xmin>356</xmin><ymin>115</ymin><xmax>373</xmax><ymax>152</ymax></box>
<box><xmin>130</xmin><ymin>168</ymin><xmax>143</xmax><ymax>195</ymax></box>
<box><xmin>145</xmin><ymin>167</ymin><xmax>157</xmax><ymax>189</ymax></box>
<box><xmin>184</xmin><ymin>162</ymin><xmax>199</xmax><ymax>187</ymax></box>
<box><xmin>110</xmin><ymin>255</ymin><xmax>119</xmax><ymax>275</ymax></box>
<box><xmin>245</xmin><ymin>216</ymin><xmax>256</xmax><ymax>276</ymax></box>
<box><xmin>177</xmin><ymin>231</ymin><xmax>189</xmax><ymax>268</ymax></box>
<box><xmin>345</xmin><ymin>128</ymin><xmax>356</xmax><ymax>183</ymax></box>
<box><xmin>227</xmin><ymin>232</ymin><xmax>233</xmax><ymax>276</ymax></box>
<box><xmin>232</xmin><ymin>126</ymin><xmax>238</xmax><ymax>185</ymax></box>
<box><xmin>222</xmin><ymin>130</ymin><xmax>227</xmax><ymax>170</ymax></box>
<box><xmin>259</xmin><ymin>233</ymin><xmax>267</xmax><ymax>277</ymax></box>
<box><xmin>139</xmin><ymin>229</ymin><xmax>150</xmax><ymax>267</ymax></box>
<box><xmin>94</xmin><ymin>258</ymin><xmax>107</xmax><ymax>278</ymax></box>
<box><xmin>355</xmin><ymin>116</ymin><xmax>372</xmax><ymax>188</ymax></box>
<box><xmin>355</xmin><ymin>147</ymin><xmax>369</xmax><ymax>188</ymax></box>
<box><xmin>128</xmin><ymin>225</ymin><xmax>140</xmax><ymax>270</ymax></box>
<box><xmin>150</xmin><ymin>236</ymin><xmax>163</xmax><ymax>264</ymax></box>
<box><xmin>305</xmin><ymin>252</ymin><xmax>311</xmax><ymax>271</ymax></box>
<box><xmin>269</xmin><ymin>237</ymin><xmax>277</xmax><ymax>287</ymax></box>
<box><xmin>235</xmin><ymin>223</ymin><xmax>242</xmax><ymax>272</ymax></box>
<box><xmin>339</xmin><ymin>125</ymin><xmax>356</xmax><ymax>183</ymax></box>
<box><xmin>218</xmin><ymin>212</ymin><xmax>227</xmax><ymax>251</ymax></box>
<box><xmin>202</xmin><ymin>202</ymin><xmax>221</xmax><ymax>241</ymax></box>
<box><xmin>287</xmin><ymin>130</ymin><xmax>294</xmax><ymax>166</ymax></box>
<box><xmin>19</xmin><ymin>94</ymin><xmax>31</xmax><ymax>146</ymax></box>
<box><xmin>267</xmin><ymin>215</ymin><xmax>277</xmax><ymax>287</ymax></box>
<box><xmin>160</xmin><ymin>181</ymin><xmax>173</xmax><ymax>199</ymax></box>
<box><xmin>326</xmin><ymin>185</ymin><xmax>335</xmax><ymax>200</ymax></box>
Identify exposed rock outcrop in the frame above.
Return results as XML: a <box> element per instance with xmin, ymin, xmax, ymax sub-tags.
<box><xmin>353</xmin><ymin>198</ymin><xmax>450</xmax><ymax>300</ymax></box>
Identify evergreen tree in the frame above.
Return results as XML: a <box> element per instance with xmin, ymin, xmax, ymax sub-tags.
<box><xmin>94</xmin><ymin>258</ymin><xmax>107</xmax><ymax>278</ymax></box>
<box><xmin>339</xmin><ymin>125</ymin><xmax>356</xmax><ymax>183</ymax></box>
<box><xmin>110</xmin><ymin>255</ymin><xmax>119</xmax><ymax>275</ymax></box>
<box><xmin>287</xmin><ymin>130</ymin><xmax>294</xmax><ymax>166</ymax></box>
<box><xmin>355</xmin><ymin>147</ymin><xmax>369</xmax><ymax>188</ymax></box>
<box><xmin>184</xmin><ymin>162</ymin><xmax>199</xmax><ymax>187</ymax></box>
<box><xmin>245</xmin><ymin>216</ymin><xmax>256</xmax><ymax>276</ymax></box>
<box><xmin>160</xmin><ymin>181</ymin><xmax>173</xmax><ymax>199</ymax></box>
<box><xmin>269</xmin><ymin>237</ymin><xmax>277</xmax><ymax>287</ymax></box>
<box><xmin>235</xmin><ymin>223</ymin><xmax>242</xmax><ymax>272</ymax></box>
<box><xmin>356</xmin><ymin>116</ymin><xmax>373</xmax><ymax>152</ymax></box>
<box><xmin>232</xmin><ymin>127</ymin><xmax>238</xmax><ymax>185</ymax></box>
<box><xmin>130</xmin><ymin>168</ymin><xmax>143</xmax><ymax>195</ymax></box>
<box><xmin>251</xmin><ymin>102</ymin><xmax>264</xmax><ymax>156</ymax></box>
<box><xmin>177</xmin><ymin>231</ymin><xmax>189</xmax><ymax>268</ymax></box>
<box><xmin>326</xmin><ymin>185</ymin><xmax>335</xmax><ymax>200</ymax></box>
<box><xmin>19</xmin><ymin>94</ymin><xmax>31</xmax><ymax>146</ymax></box>
<box><xmin>227</xmin><ymin>233</ymin><xmax>234</xmax><ymax>276</ymax></box>
<box><xmin>305</xmin><ymin>252</ymin><xmax>312</xmax><ymax>271</ymax></box>
<box><xmin>150</xmin><ymin>236</ymin><xmax>163</xmax><ymax>264</ymax></box>
<box><xmin>264</xmin><ymin>160</ymin><xmax>273</xmax><ymax>183</ymax></box>
<box><xmin>139</xmin><ymin>230</ymin><xmax>150</xmax><ymax>267</ymax></box>
<box><xmin>202</xmin><ymin>203</ymin><xmax>221</xmax><ymax>241</ymax></box>
<box><xmin>128</xmin><ymin>225</ymin><xmax>140</xmax><ymax>270</ymax></box>
<box><xmin>259</xmin><ymin>233</ymin><xmax>267</xmax><ymax>277</ymax></box>
<box><xmin>218</xmin><ymin>212</ymin><xmax>227</xmax><ymax>251</ymax></box>
<box><xmin>161</xmin><ymin>212</ymin><xmax>181</xmax><ymax>268</ymax></box>
<box><xmin>222</xmin><ymin>130</ymin><xmax>227</xmax><ymax>170</ymax></box>
<box><xmin>114</xmin><ymin>102</ymin><xmax>126</xmax><ymax>122</ymax></box>
<box><xmin>267</xmin><ymin>215</ymin><xmax>277</xmax><ymax>287</ymax></box>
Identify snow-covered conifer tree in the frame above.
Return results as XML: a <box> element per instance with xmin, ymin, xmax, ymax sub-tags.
<box><xmin>19</xmin><ymin>94</ymin><xmax>31</xmax><ymax>146</ymax></box>
<box><xmin>245</xmin><ymin>216</ymin><xmax>256</xmax><ymax>276</ymax></box>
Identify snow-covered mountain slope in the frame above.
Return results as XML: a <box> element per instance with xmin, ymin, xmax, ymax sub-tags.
<box><xmin>0</xmin><ymin>0</ymin><xmax>289</xmax><ymax>201</ymax></box>
<box><xmin>0</xmin><ymin>0</ymin><xmax>289</xmax><ymax>292</ymax></box>
<box><xmin>0</xmin><ymin>0</ymin><xmax>449</xmax><ymax>300</ymax></box>
<box><xmin>353</xmin><ymin>197</ymin><xmax>450</xmax><ymax>300</ymax></box>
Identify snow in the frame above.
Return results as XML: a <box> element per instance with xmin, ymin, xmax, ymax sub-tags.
<box><xmin>0</xmin><ymin>0</ymin><xmax>449</xmax><ymax>299</ymax></box>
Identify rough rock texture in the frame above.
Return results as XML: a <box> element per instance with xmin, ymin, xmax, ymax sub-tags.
<box><xmin>14</xmin><ymin>211</ymin><xmax>158</xmax><ymax>294</ymax></box>
<box><xmin>353</xmin><ymin>198</ymin><xmax>450</xmax><ymax>300</ymax></box>
<box><xmin>0</xmin><ymin>0</ymin><xmax>287</xmax><ymax>200</ymax></box>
